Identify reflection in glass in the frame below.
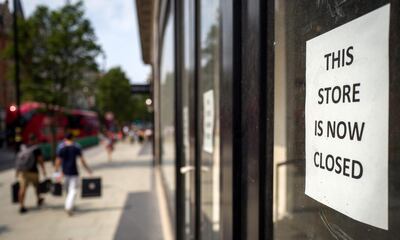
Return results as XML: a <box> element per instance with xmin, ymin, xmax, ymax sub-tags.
<box><xmin>200</xmin><ymin>0</ymin><xmax>220</xmax><ymax>239</ymax></box>
<box><xmin>273</xmin><ymin>0</ymin><xmax>397</xmax><ymax>239</ymax></box>
<box><xmin>160</xmin><ymin>13</ymin><xmax>175</xmax><ymax>212</ymax></box>
<box><xmin>182</xmin><ymin>0</ymin><xmax>195</xmax><ymax>239</ymax></box>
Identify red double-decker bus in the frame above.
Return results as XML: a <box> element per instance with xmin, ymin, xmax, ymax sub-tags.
<box><xmin>6</xmin><ymin>102</ymin><xmax>99</xmax><ymax>158</ymax></box>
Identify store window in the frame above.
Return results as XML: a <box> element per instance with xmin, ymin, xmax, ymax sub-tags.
<box><xmin>181</xmin><ymin>0</ymin><xmax>195</xmax><ymax>238</ymax></box>
<box><xmin>199</xmin><ymin>0</ymin><xmax>220</xmax><ymax>239</ymax></box>
<box><xmin>160</xmin><ymin>10</ymin><xmax>176</xmax><ymax>212</ymax></box>
<box><xmin>273</xmin><ymin>0</ymin><xmax>399</xmax><ymax>239</ymax></box>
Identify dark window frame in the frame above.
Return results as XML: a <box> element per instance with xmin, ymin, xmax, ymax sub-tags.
<box><xmin>220</xmin><ymin>0</ymin><xmax>274</xmax><ymax>239</ymax></box>
<box><xmin>174</xmin><ymin>0</ymin><xmax>184</xmax><ymax>239</ymax></box>
<box><xmin>174</xmin><ymin>0</ymin><xmax>200</xmax><ymax>239</ymax></box>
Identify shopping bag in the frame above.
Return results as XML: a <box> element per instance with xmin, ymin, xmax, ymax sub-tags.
<box><xmin>81</xmin><ymin>178</ymin><xmax>101</xmax><ymax>198</ymax></box>
<box><xmin>38</xmin><ymin>179</ymin><xmax>52</xmax><ymax>194</ymax></box>
<box><xmin>51</xmin><ymin>182</ymin><xmax>63</xmax><ymax>196</ymax></box>
<box><xmin>11</xmin><ymin>182</ymin><xmax>19</xmax><ymax>203</ymax></box>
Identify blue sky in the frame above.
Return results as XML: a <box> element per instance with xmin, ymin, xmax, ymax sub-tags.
<box><xmin>19</xmin><ymin>0</ymin><xmax>151</xmax><ymax>84</ymax></box>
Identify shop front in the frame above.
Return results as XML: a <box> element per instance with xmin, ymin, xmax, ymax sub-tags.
<box><xmin>136</xmin><ymin>0</ymin><xmax>400</xmax><ymax>239</ymax></box>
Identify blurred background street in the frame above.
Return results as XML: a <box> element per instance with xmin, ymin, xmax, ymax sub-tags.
<box><xmin>0</xmin><ymin>1</ymin><xmax>166</xmax><ymax>238</ymax></box>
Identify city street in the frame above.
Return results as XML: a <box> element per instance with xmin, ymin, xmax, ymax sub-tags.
<box><xmin>0</xmin><ymin>141</ymin><xmax>171</xmax><ymax>240</ymax></box>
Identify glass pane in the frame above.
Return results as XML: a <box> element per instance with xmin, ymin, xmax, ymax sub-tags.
<box><xmin>273</xmin><ymin>0</ymin><xmax>400</xmax><ymax>239</ymax></box>
<box><xmin>182</xmin><ymin>0</ymin><xmax>195</xmax><ymax>239</ymax></box>
<box><xmin>160</xmin><ymin>12</ymin><xmax>175</xmax><ymax>212</ymax></box>
<box><xmin>199</xmin><ymin>0</ymin><xmax>220</xmax><ymax>239</ymax></box>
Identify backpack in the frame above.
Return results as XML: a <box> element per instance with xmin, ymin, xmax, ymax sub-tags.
<box><xmin>15</xmin><ymin>145</ymin><xmax>38</xmax><ymax>171</ymax></box>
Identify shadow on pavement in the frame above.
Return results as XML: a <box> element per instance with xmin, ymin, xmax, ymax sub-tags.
<box><xmin>24</xmin><ymin>203</ymin><xmax>125</xmax><ymax>216</ymax></box>
<box><xmin>113</xmin><ymin>191</ymin><xmax>163</xmax><ymax>240</ymax></box>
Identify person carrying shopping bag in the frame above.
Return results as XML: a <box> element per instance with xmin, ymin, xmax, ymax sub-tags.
<box><xmin>15</xmin><ymin>134</ymin><xmax>47</xmax><ymax>213</ymax></box>
<box><xmin>55</xmin><ymin>133</ymin><xmax>92</xmax><ymax>216</ymax></box>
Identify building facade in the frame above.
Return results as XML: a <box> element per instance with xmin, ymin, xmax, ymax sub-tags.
<box><xmin>136</xmin><ymin>0</ymin><xmax>400</xmax><ymax>239</ymax></box>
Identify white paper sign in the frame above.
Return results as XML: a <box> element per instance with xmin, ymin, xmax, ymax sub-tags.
<box><xmin>203</xmin><ymin>90</ymin><xmax>214</xmax><ymax>153</ymax></box>
<box><xmin>305</xmin><ymin>4</ymin><xmax>390</xmax><ymax>229</ymax></box>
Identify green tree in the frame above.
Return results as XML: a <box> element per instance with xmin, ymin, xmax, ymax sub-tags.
<box><xmin>8</xmin><ymin>1</ymin><xmax>101</xmax><ymax>107</ymax></box>
<box><xmin>131</xmin><ymin>94</ymin><xmax>152</xmax><ymax>122</ymax></box>
<box><xmin>96</xmin><ymin>67</ymin><xmax>135</xmax><ymax>124</ymax></box>
<box><xmin>3</xmin><ymin>1</ymin><xmax>102</xmax><ymax>160</ymax></box>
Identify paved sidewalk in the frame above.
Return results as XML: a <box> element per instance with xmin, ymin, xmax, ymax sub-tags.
<box><xmin>0</xmin><ymin>141</ymin><xmax>168</xmax><ymax>240</ymax></box>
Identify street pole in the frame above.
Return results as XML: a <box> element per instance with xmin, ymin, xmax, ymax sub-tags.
<box><xmin>13</xmin><ymin>0</ymin><xmax>22</xmax><ymax>150</ymax></box>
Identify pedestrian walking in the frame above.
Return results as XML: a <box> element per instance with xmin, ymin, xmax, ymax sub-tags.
<box><xmin>15</xmin><ymin>134</ymin><xmax>47</xmax><ymax>214</ymax></box>
<box><xmin>105</xmin><ymin>131</ymin><xmax>115</xmax><ymax>161</ymax></box>
<box><xmin>55</xmin><ymin>133</ymin><xmax>92</xmax><ymax>216</ymax></box>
